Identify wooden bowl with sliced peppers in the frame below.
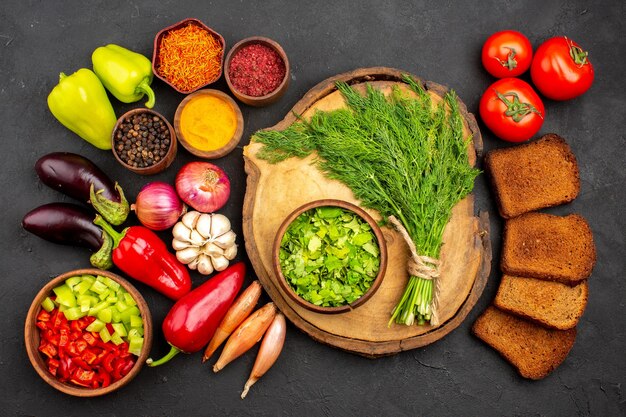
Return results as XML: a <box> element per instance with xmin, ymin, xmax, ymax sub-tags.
<box><xmin>24</xmin><ymin>268</ymin><xmax>152</xmax><ymax>397</ymax></box>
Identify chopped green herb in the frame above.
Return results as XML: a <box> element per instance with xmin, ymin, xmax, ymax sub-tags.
<box><xmin>279</xmin><ymin>206</ymin><xmax>380</xmax><ymax>307</ymax></box>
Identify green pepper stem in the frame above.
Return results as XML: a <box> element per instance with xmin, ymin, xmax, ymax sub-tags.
<box><xmin>136</xmin><ymin>78</ymin><xmax>156</xmax><ymax>109</ymax></box>
<box><xmin>93</xmin><ymin>215</ymin><xmax>127</xmax><ymax>249</ymax></box>
<box><xmin>146</xmin><ymin>345</ymin><xmax>181</xmax><ymax>367</ymax></box>
<box><xmin>59</xmin><ymin>72</ymin><xmax>67</xmax><ymax>82</ymax></box>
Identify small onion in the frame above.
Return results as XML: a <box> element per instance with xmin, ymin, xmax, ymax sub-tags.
<box><xmin>131</xmin><ymin>182</ymin><xmax>186</xmax><ymax>230</ymax></box>
<box><xmin>175</xmin><ymin>162</ymin><xmax>231</xmax><ymax>213</ymax></box>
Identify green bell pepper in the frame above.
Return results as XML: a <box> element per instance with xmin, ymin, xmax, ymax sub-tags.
<box><xmin>47</xmin><ymin>69</ymin><xmax>117</xmax><ymax>150</ymax></box>
<box><xmin>92</xmin><ymin>44</ymin><xmax>156</xmax><ymax>108</ymax></box>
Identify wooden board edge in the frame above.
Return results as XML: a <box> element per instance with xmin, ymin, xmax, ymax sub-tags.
<box><xmin>242</xmin><ymin>68</ymin><xmax>489</xmax><ymax>357</ymax></box>
<box><xmin>295</xmin><ymin>210</ymin><xmax>492</xmax><ymax>358</ymax></box>
<box><xmin>245</xmin><ymin>148</ymin><xmax>491</xmax><ymax>357</ymax></box>
<box><xmin>243</xmin><ymin>153</ymin><xmax>310</xmax><ymax>330</ymax></box>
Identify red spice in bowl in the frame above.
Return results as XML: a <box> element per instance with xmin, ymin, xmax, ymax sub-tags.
<box><xmin>228</xmin><ymin>43</ymin><xmax>286</xmax><ymax>97</ymax></box>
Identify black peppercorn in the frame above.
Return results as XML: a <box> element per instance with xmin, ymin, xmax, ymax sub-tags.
<box><xmin>114</xmin><ymin>112</ymin><xmax>171</xmax><ymax>169</ymax></box>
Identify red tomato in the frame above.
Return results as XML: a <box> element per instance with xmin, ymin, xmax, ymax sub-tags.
<box><xmin>530</xmin><ymin>36</ymin><xmax>594</xmax><ymax>100</ymax></box>
<box><xmin>482</xmin><ymin>30</ymin><xmax>533</xmax><ymax>78</ymax></box>
<box><xmin>479</xmin><ymin>78</ymin><xmax>545</xmax><ymax>143</ymax></box>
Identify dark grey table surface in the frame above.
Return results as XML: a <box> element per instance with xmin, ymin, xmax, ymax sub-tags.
<box><xmin>1</xmin><ymin>1</ymin><xmax>624</xmax><ymax>416</ymax></box>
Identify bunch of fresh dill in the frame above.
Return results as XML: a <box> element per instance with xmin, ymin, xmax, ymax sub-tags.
<box><xmin>253</xmin><ymin>75</ymin><xmax>480</xmax><ymax>325</ymax></box>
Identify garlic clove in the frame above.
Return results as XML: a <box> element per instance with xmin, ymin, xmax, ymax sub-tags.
<box><xmin>197</xmin><ymin>254</ymin><xmax>214</xmax><ymax>275</ymax></box>
<box><xmin>211</xmin><ymin>255</ymin><xmax>230</xmax><ymax>271</ymax></box>
<box><xmin>172</xmin><ymin>238</ymin><xmax>192</xmax><ymax>251</ymax></box>
<box><xmin>204</xmin><ymin>242</ymin><xmax>225</xmax><ymax>257</ymax></box>
<box><xmin>176</xmin><ymin>247</ymin><xmax>200</xmax><ymax>264</ymax></box>
<box><xmin>182</xmin><ymin>211</ymin><xmax>201</xmax><ymax>229</ymax></box>
<box><xmin>172</xmin><ymin>222</ymin><xmax>192</xmax><ymax>241</ymax></box>
<box><xmin>190</xmin><ymin>229</ymin><xmax>208</xmax><ymax>246</ymax></box>
<box><xmin>213</xmin><ymin>230</ymin><xmax>237</xmax><ymax>249</ymax></box>
<box><xmin>224</xmin><ymin>244</ymin><xmax>238</xmax><ymax>260</ymax></box>
<box><xmin>210</xmin><ymin>214</ymin><xmax>231</xmax><ymax>238</ymax></box>
<box><xmin>187</xmin><ymin>257</ymin><xmax>200</xmax><ymax>270</ymax></box>
<box><xmin>196</xmin><ymin>213</ymin><xmax>213</xmax><ymax>239</ymax></box>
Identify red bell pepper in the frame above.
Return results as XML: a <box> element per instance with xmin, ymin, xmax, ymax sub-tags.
<box><xmin>48</xmin><ymin>358</ymin><xmax>60</xmax><ymax>376</ymax></box>
<box><xmin>147</xmin><ymin>262</ymin><xmax>246</xmax><ymax>367</ymax></box>
<box><xmin>81</xmin><ymin>349</ymin><xmax>98</xmax><ymax>364</ymax></box>
<box><xmin>71</xmin><ymin>368</ymin><xmax>96</xmax><ymax>387</ymax></box>
<box><xmin>39</xmin><ymin>342</ymin><xmax>57</xmax><ymax>358</ymax></box>
<box><xmin>37</xmin><ymin>308</ymin><xmax>139</xmax><ymax>388</ymax></box>
<box><xmin>95</xmin><ymin>215</ymin><xmax>191</xmax><ymax>300</ymax></box>
<box><xmin>98</xmin><ymin>370</ymin><xmax>111</xmax><ymax>388</ymax></box>
<box><xmin>82</xmin><ymin>332</ymin><xmax>97</xmax><ymax>346</ymax></box>
<box><xmin>37</xmin><ymin>310</ymin><xmax>51</xmax><ymax>322</ymax></box>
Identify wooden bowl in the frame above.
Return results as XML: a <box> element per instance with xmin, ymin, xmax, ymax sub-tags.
<box><xmin>111</xmin><ymin>108</ymin><xmax>177</xmax><ymax>175</ymax></box>
<box><xmin>224</xmin><ymin>36</ymin><xmax>290</xmax><ymax>107</ymax></box>
<box><xmin>152</xmin><ymin>18</ymin><xmax>225</xmax><ymax>94</ymax></box>
<box><xmin>272</xmin><ymin>199</ymin><xmax>388</xmax><ymax>314</ymax></box>
<box><xmin>24</xmin><ymin>268</ymin><xmax>153</xmax><ymax>397</ymax></box>
<box><xmin>174</xmin><ymin>89</ymin><xmax>244</xmax><ymax>159</ymax></box>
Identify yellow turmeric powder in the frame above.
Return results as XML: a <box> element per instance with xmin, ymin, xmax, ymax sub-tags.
<box><xmin>180</xmin><ymin>95</ymin><xmax>237</xmax><ymax>152</ymax></box>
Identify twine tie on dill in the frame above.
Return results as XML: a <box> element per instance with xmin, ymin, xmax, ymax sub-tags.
<box><xmin>388</xmin><ymin>215</ymin><xmax>441</xmax><ymax>326</ymax></box>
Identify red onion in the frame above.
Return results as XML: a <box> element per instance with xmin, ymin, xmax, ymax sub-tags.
<box><xmin>175</xmin><ymin>162</ymin><xmax>230</xmax><ymax>213</ymax></box>
<box><xmin>131</xmin><ymin>182</ymin><xmax>186</xmax><ymax>230</ymax></box>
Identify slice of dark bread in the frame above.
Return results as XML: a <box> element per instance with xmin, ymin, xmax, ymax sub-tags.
<box><xmin>472</xmin><ymin>306</ymin><xmax>577</xmax><ymax>380</ymax></box>
<box><xmin>501</xmin><ymin>212</ymin><xmax>596</xmax><ymax>285</ymax></box>
<box><xmin>494</xmin><ymin>275</ymin><xmax>588</xmax><ymax>330</ymax></box>
<box><xmin>485</xmin><ymin>133</ymin><xmax>580</xmax><ymax>219</ymax></box>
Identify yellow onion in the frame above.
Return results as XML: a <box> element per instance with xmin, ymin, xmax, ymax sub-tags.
<box><xmin>213</xmin><ymin>303</ymin><xmax>276</xmax><ymax>373</ymax></box>
<box><xmin>241</xmin><ymin>312</ymin><xmax>286</xmax><ymax>399</ymax></box>
<box><xmin>202</xmin><ymin>280</ymin><xmax>262</xmax><ymax>362</ymax></box>
<box><xmin>131</xmin><ymin>181</ymin><xmax>186</xmax><ymax>230</ymax></box>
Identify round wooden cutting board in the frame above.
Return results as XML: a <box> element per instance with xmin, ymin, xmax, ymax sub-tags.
<box><xmin>243</xmin><ymin>67</ymin><xmax>491</xmax><ymax>357</ymax></box>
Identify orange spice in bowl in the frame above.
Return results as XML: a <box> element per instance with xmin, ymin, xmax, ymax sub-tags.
<box><xmin>174</xmin><ymin>89</ymin><xmax>244</xmax><ymax>159</ymax></box>
<box><xmin>153</xmin><ymin>19</ymin><xmax>225</xmax><ymax>93</ymax></box>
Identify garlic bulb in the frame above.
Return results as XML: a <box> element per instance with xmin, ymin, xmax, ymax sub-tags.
<box><xmin>172</xmin><ymin>211</ymin><xmax>238</xmax><ymax>274</ymax></box>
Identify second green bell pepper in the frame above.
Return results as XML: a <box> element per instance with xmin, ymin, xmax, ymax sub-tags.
<box><xmin>92</xmin><ymin>44</ymin><xmax>156</xmax><ymax>108</ymax></box>
<box><xmin>47</xmin><ymin>68</ymin><xmax>117</xmax><ymax>150</ymax></box>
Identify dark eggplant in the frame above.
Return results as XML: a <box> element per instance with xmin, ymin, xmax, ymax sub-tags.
<box><xmin>35</xmin><ymin>152</ymin><xmax>129</xmax><ymax>225</ymax></box>
<box><xmin>22</xmin><ymin>202</ymin><xmax>113</xmax><ymax>269</ymax></box>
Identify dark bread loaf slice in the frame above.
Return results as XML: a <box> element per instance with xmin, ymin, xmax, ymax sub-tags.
<box><xmin>494</xmin><ymin>275</ymin><xmax>588</xmax><ymax>330</ymax></box>
<box><xmin>501</xmin><ymin>212</ymin><xmax>596</xmax><ymax>285</ymax></box>
<box><xmin>485</xmin><ymin>133</ymin><xmax>580</xmax><ymax>219</ymax></box>
<box><xmin>472</xmin><ymin>306</ymin><xmax>576</xmax><ymax>380</ymax></box>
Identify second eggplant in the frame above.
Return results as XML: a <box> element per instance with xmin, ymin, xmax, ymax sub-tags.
<box><xmin>35</xmin><ymin>152</ymin><xmax>129</xmax><ymax>225</ymax></box>
<box><xmin>22</xmin><ymin>202</ymin><xmax>113</xmax><ymax>269</ymax></box>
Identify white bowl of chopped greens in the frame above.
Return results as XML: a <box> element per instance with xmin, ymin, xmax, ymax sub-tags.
<box><xmin>273</xmin><ymin>199</ymin><xmax>387</xmax><ymax>314</ymax></box>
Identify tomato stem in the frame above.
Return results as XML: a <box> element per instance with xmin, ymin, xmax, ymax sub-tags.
<box><xmin>494</xmin><ymin>47</ymin><xmax>518</xmax><ymax>70</ymax></box>
<box><xmin>565</xmin><ymin>36</ymin><xmax>589</xmax><ymax>66</ymax></box>
<box><xmin>494</xmin><ymin>90</ymin><xmax>543</xmax><ymax>122</ymax></box>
